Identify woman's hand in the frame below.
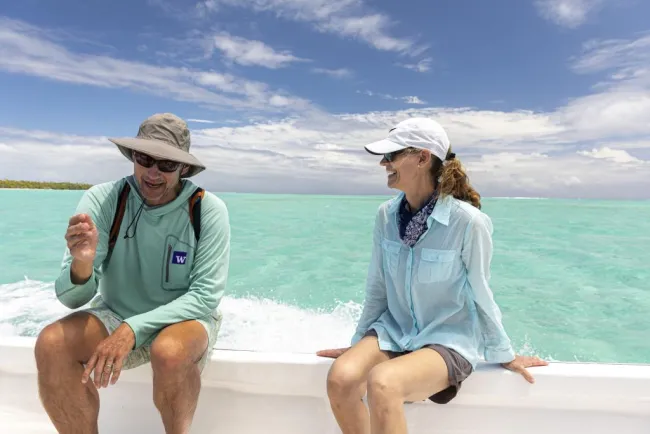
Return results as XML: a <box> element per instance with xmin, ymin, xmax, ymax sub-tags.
<box><xmin>316</xmin><ymin>347</ymin><xmax>350</xmax><ymax>359</ymax></box>
<box><xmin>501</xmin><ymin>355</ymin><xmax>548</xmax><ymax>383</ymax></box>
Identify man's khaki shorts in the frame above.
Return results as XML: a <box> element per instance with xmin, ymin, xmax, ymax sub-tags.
<box><xmin>83</xmin><ymin>296</ymin><xmax>221</xmax><ymax>372</ymax></box>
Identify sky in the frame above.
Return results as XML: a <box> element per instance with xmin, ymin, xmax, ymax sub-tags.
<box><xmin>0</xmin><ymin>0</ymin><xmax>649</xmax><ymax>198</ymax></box>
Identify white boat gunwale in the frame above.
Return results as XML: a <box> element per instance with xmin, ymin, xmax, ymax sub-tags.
<box><xmin>2</xmin><ymin>336</ymin><xmax>650</xmax><ymax>433</ymax></box>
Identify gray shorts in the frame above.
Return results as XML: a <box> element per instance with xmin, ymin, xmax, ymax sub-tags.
<box><xmin>82</xmin><ymin>297</ymin><xmax>221</xmax><ymax>372</ymax></box>
<box><xmin>365</xmin><ymin>329</ymin><xmax>473</xmax><ymax>404</ymax></box>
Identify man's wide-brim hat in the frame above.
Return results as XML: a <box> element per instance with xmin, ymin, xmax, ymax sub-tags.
<box><xmin>108</xmin><ymin>113</ymin><xmax>205</xmax><ymax>178</ymax></box>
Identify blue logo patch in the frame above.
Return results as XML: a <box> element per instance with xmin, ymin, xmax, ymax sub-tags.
<box><xmin>171</xmin><ymin>251</ymin><xmax>187</xmax><ymax>265</ymax></box>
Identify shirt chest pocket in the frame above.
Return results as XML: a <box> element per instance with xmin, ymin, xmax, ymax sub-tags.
<box><xmin>381</xmin><ymin>239</ymin><xmax>402</xmax><ymax>278</ymax></box>
<box><xmin>162</xmin><ymin>235</ymin><xmax>194</xmax><ymax>291</ymax></box>
<box><xmin>417</xmin><ymin>248</ymin><xmax>456</xmax><ymax>284</ymax></box>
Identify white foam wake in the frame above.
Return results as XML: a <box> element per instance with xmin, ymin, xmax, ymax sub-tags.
<box><xmin>0</xmin><ymin>279</ymin><xmax>550</xmax><ymax>360</ymax></box>
<box><xmin>0</xmin><ymin>279</ymin><xmax>360</xmax><ymax>354</ymax></box>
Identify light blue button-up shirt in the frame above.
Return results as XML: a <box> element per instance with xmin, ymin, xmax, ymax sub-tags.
<box><xmin>351</xmin><ymin>192</ymin><xmax>516</xmax><ymax>369</ymax></box>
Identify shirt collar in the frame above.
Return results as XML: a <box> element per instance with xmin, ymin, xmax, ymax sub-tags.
<box><xmin>429</xmin><ymin>194</ymin><xmax>452</xmax><ymax>226</ymax></box>
<box><xmin>388</xmin><ymin>192</ymin><xmax>452</xmax><ymax>226</ymax></box>
<box><xmin>388</xmin><ymin>192</ymin><xmax>405</xmax><ymax>214</ymax></box>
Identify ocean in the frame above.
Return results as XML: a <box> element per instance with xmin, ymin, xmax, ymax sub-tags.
<box><xmin>1</xmin><ymin>189</ymin><xmax>649</xmax><ymax>364</ymax></box>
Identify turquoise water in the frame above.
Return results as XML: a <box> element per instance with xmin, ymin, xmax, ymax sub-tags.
<box><xmin>1</xmin><ymin>189</ymin><xmax>649</xmax><ymax>364</ymax></box>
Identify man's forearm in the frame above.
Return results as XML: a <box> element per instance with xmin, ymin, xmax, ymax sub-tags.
<box><xmin>55</xmin><ymin>257</ymin><xmax>99</xmax><ymax>309</ymax></box>
<box><xmin>70</xmin><ymin>258</ymin><xmax>94</xmax><ymax>285</ymax></box>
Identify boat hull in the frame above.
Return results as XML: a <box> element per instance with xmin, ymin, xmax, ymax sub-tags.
<box><xmin>2</xmin><ymin>336</ymin><xmax>649</xmax><ymax>433</ymax></box>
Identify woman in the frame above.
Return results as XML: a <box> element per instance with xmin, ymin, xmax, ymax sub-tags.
<box><xmin>317</xmin><ymin>118</ymin><xmax>547</xmax><ymax>434</ymax></box>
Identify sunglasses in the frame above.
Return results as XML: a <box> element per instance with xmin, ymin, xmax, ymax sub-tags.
<box><xmin>132</xmin><ymin>151</ymin><xmax>182</xmax><ymax>173</ymax></box>
<box><xmin>383</xmin><ymin>149</ymin><xmax>410</xmax><ymax>162</ymax></box>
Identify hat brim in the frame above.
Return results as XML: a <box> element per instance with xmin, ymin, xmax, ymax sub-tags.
<box><xmin>108</xmin><ymin>137</ymin><xmax>206</xmax><ymax>178</ymax></box>
<box><xmin>364</xmin><ymin>139</ymin><xmax>408</xmax><ymax>155</ymax></box>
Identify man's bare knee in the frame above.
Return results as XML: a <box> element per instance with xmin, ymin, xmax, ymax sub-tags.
<box><xmin>151</xmin><ymin>321</ymin><xmax>208</xmax><ymax>376</ymax></box>
<box><xmin>150</xmin><ymin>332</ymin><xmax>203</xmax><ymax>433</ymax></box>
<box><xmin>151</xmin><ymin>336</ymin><xmax>194</xmax><ymax>374</ymax></box>
<box><xmin>35</xmin><ymin>312</ymin><xmax>108</xmax><ymax>369</ymax></box>
<box><xmin>35</xmin><ymin>322</ymin><xmax>67</xmax><ymax>370</ymax></box>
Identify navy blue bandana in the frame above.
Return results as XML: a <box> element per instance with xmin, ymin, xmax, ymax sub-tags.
<box><xmin>398</xmin><ymin>194</ymin><xmax>437</xmax><ymax>247</ymax></box>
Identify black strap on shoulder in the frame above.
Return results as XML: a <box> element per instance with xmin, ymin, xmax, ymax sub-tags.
<box><xmin>105</xmin><ymin>183</ymin><xmax>202</xmax><ymax>269</ymax></box>
<box><xmin>106</xmin><ymin>181</ymin><xmax>131</xmax><ymax>266</ymax></box>
<box><xmin>188</xmin><ymin>187</ymin><xmax>204</xmax><ymax>242</ymax></box>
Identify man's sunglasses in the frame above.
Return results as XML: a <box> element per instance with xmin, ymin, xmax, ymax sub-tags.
<box><xmin>133</xmin><ymin>151</ymin><xmax>182</xmax><ymax>172</ymax></box>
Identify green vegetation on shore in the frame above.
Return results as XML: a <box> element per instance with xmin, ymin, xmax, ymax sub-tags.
<box><xmin>0</xmin><ymin>179</ymin><xmax>92</xmax><ymax>190</ymax></box>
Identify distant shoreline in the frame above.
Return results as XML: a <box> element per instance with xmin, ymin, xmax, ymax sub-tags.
<box><xmin>0</xmin><ymin>180</ymin><xmax>92</xmax><ymax>190</ymax></box>
<box><xmin>0</xmin><ymin>182</ymin><xmax>647</xmax><ymax>201</ymax></box>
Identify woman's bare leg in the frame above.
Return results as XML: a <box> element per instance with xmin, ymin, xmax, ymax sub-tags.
<box><xmin>325</xmin><ymin>336</ymin><xmax>391</xmax><ymax>434</ymax></box>
<box><xmin>366</xmin><ymin>348</ymin><xmax>450</xmax><ymax>434</ymax></box>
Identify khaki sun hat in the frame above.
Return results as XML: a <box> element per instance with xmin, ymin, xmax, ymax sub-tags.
<box><xmin>108</xmin><ymin>113</ymin><xmax>206</xmax><ymax>178</ymax></box>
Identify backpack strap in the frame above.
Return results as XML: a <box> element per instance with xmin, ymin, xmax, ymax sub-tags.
<box><xmin>188</xmin><ymin>187</ymin><xmax>204</xmax><ymax>242</ymax></box>
<box><xmin>106</xmin><ymin>182</ymin><xmax>131</xmax><ymax>266</ymax></box>
<box><xmin>105</xmin><ymin>183</ymin><xmax>202</xmax><ymax>268</ymax></box>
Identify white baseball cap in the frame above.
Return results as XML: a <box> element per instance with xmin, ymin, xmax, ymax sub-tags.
<box><xmin>364</xmin><ymin>117</ymin><xmax>451</xmax><ymax>162</ymax></box>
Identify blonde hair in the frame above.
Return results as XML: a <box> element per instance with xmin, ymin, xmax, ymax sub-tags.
<box><xmin>437</xmin><ymin>150</ymin><xmax>481</xmax><ymax>209</ymax></box>
<box><xmin>405</xmin><ymin>147</ymin><xmax>481</xmax><ymax>209</ymax></box>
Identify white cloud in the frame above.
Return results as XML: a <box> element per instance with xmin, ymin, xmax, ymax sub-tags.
<box><xmin>3</xmin><ymin>106</ymin><xmax>648</xmax><ymax>198</ymax></box>
<box><xmin>0</xmin><ymin>128</ymin><xmax>127</xmax><ymax>185</ymax></box>
<box><xmin>358</xmin><ymin>90</ymin><xmax>428</xmax><ymax>105</ymax></box>
<box><xmin>397</xmin><ymin>57</ymin><xmax>432</xmax><ymax>73</ymax></box>
<box><xmin>555</xmin><ymin>33</ymin><xmax>650</xmax><ymax>142</ymax></box>
<box><xmin>598</xmin><ymin>139</ymin><xmax>650</xmax><ymax>150</ymax></box>
<box><xmin>210</xmin><ymin>32</ymin><xmax>308</xmax><ymax>68</ymax></box>
<box><xmin>196</xmin><ymin>0</ymin><xmax>219</xmax><ymax>15</ymax></box>
<box><xmin>577</xmin><ymin>147</ymin><xmax>643</xmax><ymax>164</ymax></box>
<box><xmin>0</xmin><ymin>127</ymin><xmax>107</xmax><ymax>148</ymax></box>
<box><xmin>2</xmin><ymin>17</ymin><xmax>650</xmax><ymax>198</ymax></box>
<box><xmin>318</xmin><ymin>13</ymin><xmax>412</xmax><ymax>52</ymax></box>
<box><xmin>0</xmin><ymin>17</ymin><xmax>308</xmax><ymax>112</ymax></box>
<box><xmin>311</xmin><ymin>67</ymin><xmax>353</xmax><ymax>78</ymax></box>
<box><xmin>571</xmin><ymin>33</ymin><xmax>650</xmax><ymax>76</ymax></box>
<box><xmin>467</xmin><ymin>151</ymin><xmax>648</xmax><ymax>198</ymax></box>
<box><xmin>535</xmin><ymin>0</ymin><xmax>605</xmax><ymax>28</ymax></box>
<box><xmin>194</xmin><ymin>0</ymin><xmax>419</xmax><ymax>54</ymax></box>
<box><xmin>187</xmin><ymin>118</ymin><xmax>216</xmax><ymax>124</ymax></box>
<box><xmin>195</xmin><ymin>107</ymin><xmax>566</xmax><ymax>155</ymax></box>
<box><xmin>403</xmin><ymin>96</ymin><xmax>426</xmax><ymax>105</ymax></box>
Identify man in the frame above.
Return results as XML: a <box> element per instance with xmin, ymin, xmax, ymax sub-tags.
<box><xmin>34</xmin><ymin>113</ymin><xmax>231</xmax><ymax>434</ymax></box>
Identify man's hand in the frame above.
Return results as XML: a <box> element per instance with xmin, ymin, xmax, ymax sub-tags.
<box><xmin>316</xmin><ymin>347</ymin><xmax>349</xmax><ymax>359</ymax></box>
<box><xmin>66</xmin><ymin>214</ymin><xmax>98</xmax><ymax>264</ymax></box>
<box><xmin>501</xmin><ymin>355</ymin><xmax>548</xmax><ymax>384</ymax></box>
<box><xmin>82</xmin><ymin>323</ymin><xmax>135</xmax><ymax>388</ymax></box>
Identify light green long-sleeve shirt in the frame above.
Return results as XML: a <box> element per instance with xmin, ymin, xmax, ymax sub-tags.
<box><xmin>54</xmin><ymin>175</ymin><xmax>230</xmax><ymax>348</ymax></box>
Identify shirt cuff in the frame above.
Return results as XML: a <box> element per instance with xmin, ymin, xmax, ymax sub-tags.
<box><xmin>55</xmin><ymin>266</ymin><xmax>97</xmax><ymax>308</ymax></box>
<box><xmin>484</xmin><ymin>346</ymin><xmax>516</xmax><ymax>364</ymax></box>
<box><xmin>122</xmin><ymin>317</ymin><xmax>149</xmax><ymax>349</ymax></box>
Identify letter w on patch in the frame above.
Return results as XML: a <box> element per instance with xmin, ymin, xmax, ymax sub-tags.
<box><xmin>172</xmin><ymin>251</ymin><xmax>187</xmax><ymax>265</ymax></box>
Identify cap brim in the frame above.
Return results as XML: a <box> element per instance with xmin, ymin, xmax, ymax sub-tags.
<box><xmin>364</xmin><ymin>139</ymin><xmax>407</xmax><ymax>155</ymax></box>
<box><xmin>108</xmin><ymin>137</ymin><xmax>206</xmax><ymax>178</ymax></box>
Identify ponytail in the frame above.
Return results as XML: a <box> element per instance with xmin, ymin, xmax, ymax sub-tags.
<box><xmin>431</xmin><ymin>149</ymin><xmax>481</xmax><ymax>209</ymax></box>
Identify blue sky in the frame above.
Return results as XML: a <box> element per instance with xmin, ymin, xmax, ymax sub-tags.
<box><xmin>1</xmin><ymin>0</ymin><xmax>649</xmax><ymax>198</ymax></box>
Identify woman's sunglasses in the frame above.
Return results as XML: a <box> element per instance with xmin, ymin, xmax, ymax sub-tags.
<box><xmin>132</xmin><ymin>151</ymin><xmax>182</xmax><ymax>173</ymax></box>
<box><xmin>383</xmin><ymin>148</ymin><xmax>410</xmax><ymax>162</ymax></box>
